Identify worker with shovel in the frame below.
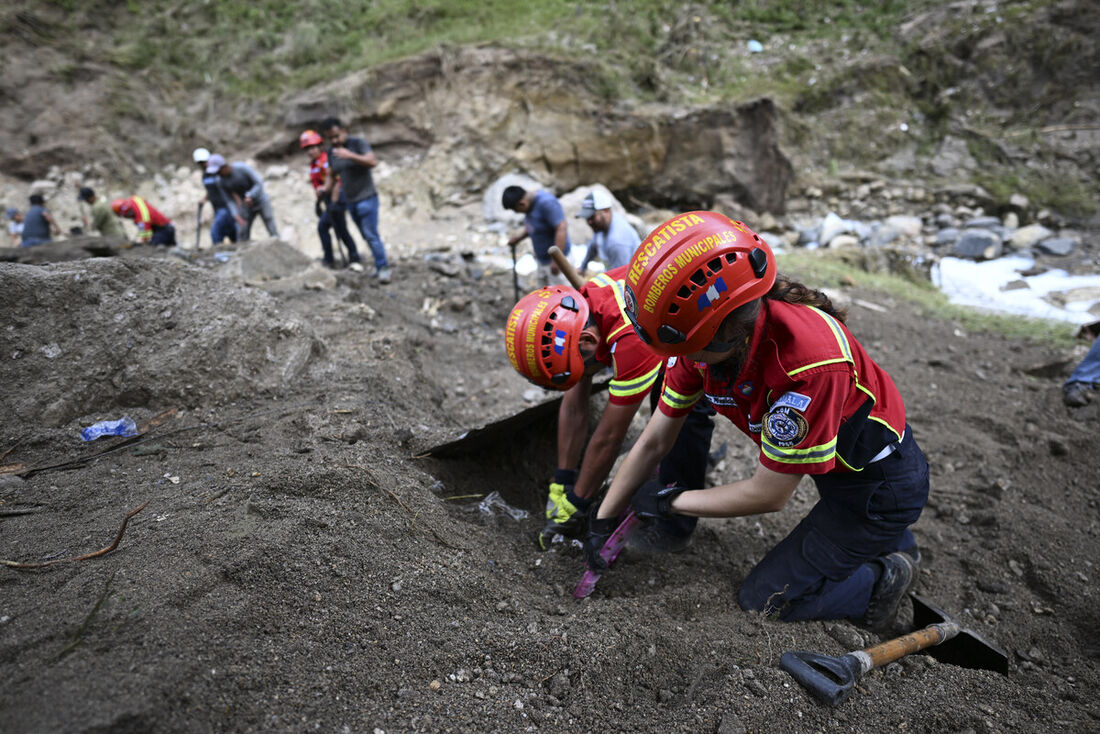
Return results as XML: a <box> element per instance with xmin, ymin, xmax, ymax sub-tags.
<box><xmin>588</xmin><ymin>211</ymin><xmax>929</xmax><ymax>629</ymax></box>
<box><xmin>299</xmin><ymin>129</ymin><xmax>358</xmax><ymax>269</ymax></box>
<box><xmin>505</xmin><ymin>266</ymin><xmax>714</xmax><ymax>551</ymax></box>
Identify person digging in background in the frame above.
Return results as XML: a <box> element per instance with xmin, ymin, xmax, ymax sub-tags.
<box><xmin>320</xmin><ymin>116</ymin><xmax>389</xmax><ymax>281</ymax></box>
<box><xmin>206</xmin><ymin>153</ymin><xmax>279</xmax><ymax>241</ymax></box>
<box><xmin>77</xmin><ymin>187</ymin><xmax>126</xmax><ymax>238</ymax></box>
<box><xmin>299</xmin><ymin>129</ymin><xmax>360</xmax><ymax>269</ymax></box>
<box><xmin>192</xmin><ymin>147</ymin><xmax>239</xmax><ymax>246</ymax></box>
<box><xmin>505</xmin><ymin>268</ymin><xmax>714</xmax><ymax>551</ymax></box>
<box><xmin>7</xmin><ymin>207</ymin><xmax>23</xmax><ymax>246</ymax></box>
<box><xmin>587</xmin><ymin>211</ymin><xmax>928</xmax><ymax>629</ymax></box>
<box><xmin>19</xmin><ymin>194</ymin><xmax>61</xmax><ymax>247</ymax></box>
<box><xmin>576</xmin><ymin>188</ymin><xmax>641</xmax><ymax>274</ymax></box>
<box><xmin>111</xmin><ymin>195</ymin><xmax>176</xmax><ymax>246</ymax></box>
<box><xmin>502</xmin><ymin>184</ymin><xmax>572</xmax><ymax>287</ymax></box>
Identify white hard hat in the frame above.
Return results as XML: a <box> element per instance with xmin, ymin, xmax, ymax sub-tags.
<box><xmin>192</xmin><ymin>147</ymin><xmax>211</xmax><ymax>163</ymax></box>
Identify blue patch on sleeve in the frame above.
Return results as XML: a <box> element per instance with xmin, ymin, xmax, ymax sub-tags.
<box><xmin>772</xmin><ymin>391</ymin><xmax>812</xmax><ymax>412</ymax></box>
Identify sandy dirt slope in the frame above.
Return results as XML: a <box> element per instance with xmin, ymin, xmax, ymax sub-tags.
<box><xmin>0</xmin><ymin>242</ymin><xmax>1097</xmax><ymax>733</ymax></box>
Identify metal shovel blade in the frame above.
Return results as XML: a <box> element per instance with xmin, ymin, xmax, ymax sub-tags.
<box><xmin>910</xmin><ymin>593</ymin><xmax>1010</xmax><ymax>675</ymax></box>
<box><xmin>779</xmin><ymin>650</ymin><xmax>864</xmax><ymax>706</ymax></box>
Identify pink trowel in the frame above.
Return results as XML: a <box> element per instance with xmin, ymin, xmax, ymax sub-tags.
<box><xmin>572</xmin><ymin>511</ymin><xmax>642</xmax><ymax>599</ymax></box>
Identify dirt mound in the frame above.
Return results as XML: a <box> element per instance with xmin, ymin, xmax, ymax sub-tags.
<box><xmin>1</xmin><ymin>250</ymin><xmax>1098</xmax><ymax>733</ymax></box>
<box><xmin>0</xmin><ymin>256</ymin><xmax>323</xmax><ymax>429</ymax></box>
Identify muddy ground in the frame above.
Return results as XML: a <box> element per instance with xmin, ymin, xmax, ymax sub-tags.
<box><xmin>0</xmin><ymin>239</ymin><xmax>1098</xmax><ymax>734</ymax></box>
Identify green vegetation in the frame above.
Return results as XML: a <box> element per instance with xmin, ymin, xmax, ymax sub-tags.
<box><xmin>778</xmin><ymin>250</ymin><xmax>1080</xmax><ymax>349</ymax></box>
<box><xmin>43</xmin><ymin>0</ymin><xmax>933</xmax><ymax>100</ymax></box>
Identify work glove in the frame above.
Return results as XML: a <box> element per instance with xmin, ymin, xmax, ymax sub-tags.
<box><xmin>630</xmin><ymin>480</ymin><xmax>688</xmax><ymax>520</ymax></box>
<box><xmin>545</xmin><ymin>469</ymin><xmax>577</xmax><ymax>520</ymax></box>
<box><xmin>314</xmin><ymin>198</ymin><xmax>324</xmax><ymax>218</ymax></box>
<box><xmin>538</xmin><ymin>483</ymin><xmax>591</xmax><ymax>549</ymax></box>
<box><xmin>583</xmin><ymin>513</ymin><xmax>618</xmax><ymax>571</ymax></box>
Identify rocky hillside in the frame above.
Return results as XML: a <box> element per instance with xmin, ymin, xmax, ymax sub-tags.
<box><xmin>1</xmin><ymin>1</ymin><xmax>1096</xmax><ymax>223</ymax></box>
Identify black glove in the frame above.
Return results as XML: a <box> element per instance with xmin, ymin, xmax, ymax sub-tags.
<box><xmin>583</xmin><ymin>513</ymin><xmax>618</xmax><ymax>571</ymax></box>
<box><xmin>314</xmin><ymin>198</ymin><xmax>324</xmax><ymax>218</ymax></box>
<box><xmin>630</xmin><ymin>480</ymin><xmax>688</xmax><ymax>520</ymax></box>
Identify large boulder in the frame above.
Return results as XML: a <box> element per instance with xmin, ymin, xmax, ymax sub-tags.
<box><xmin>0</xmin><ymin>258</ymin><xmax>324</xmax><ymax>428</ymax></box>
<box><xmin>281</xmin><ymin>48</ymin><xmax>793</xmax><ymax>213</ymax></box>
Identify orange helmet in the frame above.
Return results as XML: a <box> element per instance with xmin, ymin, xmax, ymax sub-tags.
<box><xmin>505</xmin><ymin>286</ymin><xmax>591</xmax><ymax>390</ymax></box>
<box><xmin>299</xmin><ymin>129</ymin><xmax>323</xmax><ymax>148</ymax></box>
<box><xmin>110</xmin><ymin>198</ymin><xmax>130</xmax><ymax>216</ymax></box>
<box><xmin>622</xmin><ymin>211</ymin><xmax>775</xmax><ymax>357</ymax></box>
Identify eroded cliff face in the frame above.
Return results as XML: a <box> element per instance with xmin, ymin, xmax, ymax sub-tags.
<box><xmin>275</xmin><ymin>48</ymin><xmax>793</xmax><ymax>213</ymax></box>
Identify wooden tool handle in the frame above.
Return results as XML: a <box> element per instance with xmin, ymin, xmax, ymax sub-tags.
<box><xmin>548</xmin><ymin>246</ymin><xmax>586</xmax><ymax>290</ymax></box>
<box><xmin>863</xmin><ymin>622</ymin><xmax>959</xmax><ymax>669</ymax></box>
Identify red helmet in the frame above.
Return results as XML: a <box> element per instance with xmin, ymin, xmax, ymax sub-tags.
<box><xmin>505</xmin><ymin>286</ymin><xmax>591</xmax><ymax>391</ymax></box>
<box><xmin>110</xmin><ymin>198</ymin><xmax>130</xmax><ymax>216</ymax></box>
<box><xmin>299</xmin><ymin>130</ymin><xmax>323</xmax><ymax>148</ymax></box>
<box><xmin>623</xmin><ymin>211</ymin><xmax>775</xmax><ymax>357</ymax></box>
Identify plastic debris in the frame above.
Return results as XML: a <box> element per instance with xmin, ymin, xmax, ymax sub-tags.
<box><xmin>477</xmin><ymin>491</ymin><xmax>529</xmax><ymax>521</ymax></box>
<box><xmin>747</xmin><ymin>39</ymin><xmax>764</xmax><ymax>53</ymax></box>
<box><xmin>80</xmin><ymin>417</ymin><xmax>139</xmax><ymax>442</ymax></box>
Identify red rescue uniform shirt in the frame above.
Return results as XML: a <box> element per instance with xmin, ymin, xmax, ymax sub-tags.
<box><xmin>308</xmin><ymin>151</ymin><xmax>329</xmax><ymax>193</ymax></box>
<box><xmin>119</xmin><ymin>196</ymin><xmax>171</xmax><ymax>242</ymax></box>
<box><xmin>659</xmin><ymin>299</ymin><xmax>906</xmax><ymax>474</ymax></box>
<box><xmin>581</xmin><ymin>266</ymin><xmax>663</xmax><ymax>406</ymax></box>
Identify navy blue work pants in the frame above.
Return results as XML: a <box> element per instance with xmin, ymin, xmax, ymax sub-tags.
<box><xmin>737</xmin><ymin>426</ymin><xmax>928</xmax><ymax>622</ymax></box>
<box><xmin>318</xmin><ymin>204</ymin><xmax>359</xmax><ymax>265</ymax></box>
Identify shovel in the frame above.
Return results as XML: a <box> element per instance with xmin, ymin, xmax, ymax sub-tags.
<box><xmin>194</xmin><ymin>202</ymin><xmax>203</xmax><ymax>250</ymax></box>
<box><xmin>780</xmin><ymin>593</ymin><xmax>1009</xmax><ymax>706</ymax></box>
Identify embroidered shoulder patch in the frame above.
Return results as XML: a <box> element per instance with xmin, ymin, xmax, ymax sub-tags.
<box><xmin>772</xmin><ymin>391</ymin><xmax>812</xmax><ymax>412</ymax></box>
<box><xmin>763</xmin><ymin>406</ymin><xmax>809</xmax><ymax>448</ymax></box>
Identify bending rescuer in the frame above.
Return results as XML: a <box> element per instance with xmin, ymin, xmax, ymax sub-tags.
<box><xmin>588</xmin><ymin>211</ymin><xmax>929</xmax><ymax>629</ymax></box>
<box><xmin>505</xmin><ymin>266</ymin><xmax>713</xmax><ymax>552</ymax></box>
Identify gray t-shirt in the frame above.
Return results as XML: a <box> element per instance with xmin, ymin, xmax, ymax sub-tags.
<box><xmin>328</xmin><ymin>136</ymin><xmax>377</xmax><ymax>204</ymax></box>
<box><xmin>581</xmin><ymin>212</ymin><xmax>640</xmax><ymax>270</ymax></box>
<box><xmin>219</xmin><ymin>162</ymin><xmax>267</xmax><ymax>201</ymax></box>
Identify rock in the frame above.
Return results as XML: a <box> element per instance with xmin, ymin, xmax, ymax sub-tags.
<box><xmin>827</xmin><ymin>234</ymin><xmax>861</xmax><ymax>250</ymax></box>
<box><xmin>884</xmin><ymin>215</ymin><xmax>923</xmax><ymax>238</ymax></box>
<box><xmin>825</xmin><ymin>623</ymin><xmax>866</xmax><ymax>650</ymax></box>
<box><xmin>934</xmin><ymin>212</ymin><xmax>957</xmax><ymax>228</ymax></box>
<box><xmin>1009</xmin><ymin>224</ymin><xmax>1054</xmax><ymax>250</ymax></box>
<box><xmin>1001</xmin><ymin>279</ymin><xmax>1029</xmax><ymax>291</ymax></box>
<box><xmin>953</xmin><ymin>229</ymin><xmax>1002</xmax><ymax>260</ymax></box>
<box><xmin>867</xmin><ymin>226</ymin><xmax>900</xmax><ymax>247</ymax></box>
<box><xmin>930</xmin><ymin>136</ymin><xmax>977</xmax><ymax>177</ymax></box>
<box><xmin>548</xmin><ymin>672</ymin><xmax>570</xmax><ymax>699</ymax></box>
<box><xmin>1003</xmin><ymin>211</ymin><xmax>1019</xmax><ymax>229</ymax></box>
<box><xmin>1009</xmin><ymin>193</ymin><xmax>1030</xmax><ymax>210</ymax></box>
<box><xmin>1036</xmin><ymin>237</ymin><xmax>1076</xmax><ymax>256</ymax></box>
<box><xmin>717</xmin><ymin>712</ymin><xmax>749</xmax><ymax>734</ymax></box>
<box><xmin>964</xmin><ymin>216</ymin><xmax>1001</xmax><ymax>229</ymax></box>
<box><xmin>935</xmin><ymin>228</ymin><xmax>961</xmax><ymax>246</ymax></box>
<box><xmin>756</xmin><ymin>231</ymin><xmax>787</xmax><ymax>250</ymax></box>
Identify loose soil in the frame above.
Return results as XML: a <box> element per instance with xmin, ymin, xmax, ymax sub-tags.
<box><xmin>0</xmin><ymin>240</ymin><xmax>1097</xmax><ymax>734</ymax></box>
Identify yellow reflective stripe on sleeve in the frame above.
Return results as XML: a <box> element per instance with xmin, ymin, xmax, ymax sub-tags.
<box><xmin>591</xmin><ymin>272</ymin><xmax>635</xmax><ymax>344</ymax></box>
<box><xmin>660</xmin><ymin>385</ymin><xmax>703</xmax><ymax>411</ymax></box>
<box><xmin>787</xmin><ymin>357</ymin><xmax>849</xmax><ymax>376</ymax></box>
<box><xmin>132</xmin><ymin>196</ymin><xmax>151</xmax><ymax>225</ymax></box>
<box><xmin>608</xmin><ymin>363</ymin><xmax>661</xmax><ymax>399</ymax></box>
<box><xmin>761</xmin><ymin>436</ymin><xmax>837</xmax><ymax>465</ymax></box>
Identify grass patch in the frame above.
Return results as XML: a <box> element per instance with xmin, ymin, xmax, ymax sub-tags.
<box><xmin>777</xmin><ymin>249</ymin><xmax>1080</xmax><ymax>349</ymax></box>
